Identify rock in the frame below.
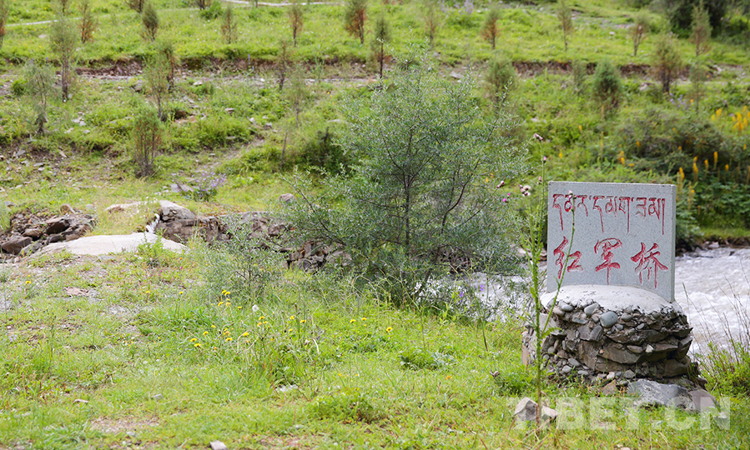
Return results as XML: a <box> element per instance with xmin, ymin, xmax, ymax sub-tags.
<box><xmin>210</xmin><ymin>442</ymin><xmax>228</xmax><ymax>450</ymax></box>
<box><xmin>224</xmin><ymin>108</ymin><xmax>235</xmax><ymax>114</ymax></box>
<box><xmin>513</xmin><ymin>397</ymin><xmax>557</xmax><ymax>423</ymax></box>
<box><xmin>159</xmin><ymin>200</ymin><xmax>196</xmax><ymax>221</ymax></box>
<box><xmin>689</xmin><ymin>389</ymin><xmax>717</xmax><ymax>412</ymax></box>
<box><xmin>1</xmin><ymin>235</ymin><xmax>32</xmax><ymax>254</ymax></box>
<box><xmin>600</xmin><ymin>381</ymin><xmax>618</xmax><ymax>395</ymax></box>
<box><xmin>45</xmin><ymin>217</ymin><xmax>71</xmax><ymax>235</ymax></box>
<box><xmin>561</xmin><ymin>365</ymin><xmax>572</xmax><ymax>374</ymax></box>
<box><xmin>662</xmin><ymin>358</ymin><xmax>689</xmax><ymax>377</ymax></box>
<box><xmin>151</xmin><ymin>394</ymin><xmax>164</xmax><ymax>401</ymax></box>
<box><xmin>559</xmin><ymin>302</ymin><xmax>574</xmax><ymax>312</ymax></box>
<box><xmin>23</xmin><ymin>228</ymin><xmax>44</xmax><ymax>239</ymax></box>
<box><xmin>584</xmin><ymin>303</ymin><xmax>599</xmax><ymax>316</ymax></box>
<box><xmin>449</xmin><ymin>71</ymin><xmax>462</xmax><ymax>80</ymax></box>
<box><xmin>601</xmin><ymin>345</ymin><xmax>641</xmax><ymax>365</ymax></box>
<box><xmin>600</xmin><ymin>311</ymin><xmax>619</xmax><ymax>328</ymax></box>
<box><xmin>628</xmin><ymin>379</ymin><xmax>694</xmax><ymax>411</ymax></box>
<box><xmin>623</xmin><ymin>370</ymin><xmax>635</xmax><ymax>379</ymax></box>
<box><xmin>279</xmin><ymin>193</ymin><xmax>295</xmax><ymax>203</ymax></box>
<box><xmin>132</xmin><ymin>80</ymin><xmax>144</xmax><ymax>92</ymax></box>
<box><xmin>60</xmin><ymin>204</ymin><xmax>75</xmax><ymax>215</ymax></box>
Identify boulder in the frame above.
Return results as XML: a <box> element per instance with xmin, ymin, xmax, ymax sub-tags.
<box><xmin>1</xmin><ymin>235</ymin><xmax>32</xmax><ymax>254</ymax></box>
<box><xmin>513</xmin><ymin>397</ymin><xmax>558</xmax><ymax>423</ymax></box>
<box><xmin>628</xmin><ymin>379</ymin><xmax>694</xmax><ymax>411</ymax></box>
<box><xmin>158</xmin><ymin>200</ymin><xmax>196</xmax><ymax>222</ymax></box>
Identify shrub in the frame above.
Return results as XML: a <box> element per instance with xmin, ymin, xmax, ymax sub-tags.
<box><xmin>690</xmin><ymin>0</ymin><xmax>711</xmax><ymax>56</ymax></box>
<box><xmin>132</xmin><ymin>104</ymin><xmax>162</xmax><ymax>177</ymax></box>
<box><xmin>481</xmin><ymin>6</ymin><xmax>501</xmax><ymax>50</ymax></box>
<box><xmin>484</xmin><ymin>57</ymin><xmax>517</xmax><ymax>110</ymax></box>
<box><xmin>664</xmin><ymin>0</ymin><xmax>727</xmax><ymax>35</ymax></box>
<box><xmin>221</xmin><ymin>5</ymin><xmax>237</xmax><ymax>44</ymax></box>
<box><xmin>299</xmin><ymin>127</ymin><xmax>349</xmax><ymax>174</ymax></box>
<box><xmin>651</xmin><ymin>33</ymin><xmax>682</xmax><ymax>94</ymax></box>
<box><xmin>557</xmin><ymin>0</ymin><xmax>574</xmax><ymax>51</ymax></box>
<box><xmin>591</xmin><ymin>59</ymin><xmax>622</xmax><ymax>115</ymax></box>
<box><xmin>629</xmin><ymin>10</ymin><xmax>649</xmax><ymax>57</ymax></box>
<box><xmin>50</xmin><ymin>12</ymin><xmax>78</xmax><ymax>102</ymax></box>
<box><xmin>284</xmin><ymin>58</ymin><xmax>527</xmax><ymax>306</ymax></box>
<box><xmin>571</xmin><ymin>59</ymin><xmax>587</xmax><ymax>95</ymax></box>
<box><xmin>23</xmin><ymin>59</ymin><xmax>55</xmax><ymax>135</ymax></box>
<box><xmin>422</xmin><ymin>0</ymin><xmax>441</xmax><ymax>48</ymax></box>
<box><xmin>144</xmin><ymin>48</ymin><xmax>171</xmax><ymax>120</ymax></box>
<box><xmin>199</xmin><ymin>1</ymin><xmax>222</xmax><ymax>20</ymax></box>
<box><xmin>370</xmin><ymin>13</ymin><xmax>391</xmax><ymax>78</ymax></box>
<box><xmin>141</xmin><ymin>1</ymin><xmax>159</xmax><ymax>41</ymax></box>
<box><xmin>343</xmin><ymin>0</ymin><xmax>367</xmax><ymax>44</ymax></box>
<box><xmin>288</xmin><ymin>0</ymin><xmax>303</xmax><ymax>46</ymax></box>
<box><xmin>79</xmin><ymin>0</ymin><xmax>98</xmax><ymax>44</ymax></box>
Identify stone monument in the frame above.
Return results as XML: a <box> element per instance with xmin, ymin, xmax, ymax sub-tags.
<box><xmin>522</xmin><ymin>181</ymin><xmax>698</xmax><ymax>384</ymax></box>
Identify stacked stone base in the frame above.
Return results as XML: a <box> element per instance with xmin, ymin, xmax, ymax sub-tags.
<box><xmin>523</xmin><ymin>285</ymin><xmax>698</xmax><ymax>384</ymax></box>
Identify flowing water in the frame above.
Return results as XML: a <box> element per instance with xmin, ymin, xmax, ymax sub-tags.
<box><xmin>674</xmin><ymin>247</ymin><xmax>750</xmax><ymax>353</ymax></box>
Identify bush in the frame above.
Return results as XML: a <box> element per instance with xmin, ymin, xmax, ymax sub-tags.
<box><xmin>132</xmin><ymin>104</ymin><xmax>162</xmax><ymax>177</ymax></box>
<box><xmin>484</xmin><ymin>57</ymin><xmax>518</xmax><ymax>110</ymax></box>
<box><xmin>199</xmin><ymin>1</ymin><xmax>222</xmax><ymax>20</ymax></box>
<box><xmin>141</xmin><ymin>1</ymin><xmax>159</xmax><ymax>41</ymax></box>
<box><xmin>285</xmin><ymin>58</ymin><xmax>527</xmax><ymax>307</ymax></box>
<box><xmin>299</xmin><ymin>127</ymin><xmax>349</xmax><ymax>174</ymax></box>
<box><xmin>591</xmin><ymin>59</ymin><xmax>622</xmax><ymax>115</ymax></box>
<box><xmin>0</xmin><ymin>0</ymin><xmax>9</xmax><ymax>50</ymax></box>
<box><xmin>651</xmin><ymin>33</ymin><xmax>682</xmax><ymax>94</ymax></box>
<box><xmin>663</xmin><ymin>0</ymin><xmax>727</xmax><ymax>36</ymax></box>
<box><xmin>343</xmin><ymin>0</ymin><xmax>367</xmax><ymax>44</ymax></box>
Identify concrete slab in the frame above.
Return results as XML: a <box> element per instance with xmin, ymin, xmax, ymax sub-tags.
<box><xmin>542</xmin><ymin>284</ymin><xmax>682</xmax><ymax>314</ymax></box>
<box><xmin>37</xmin><ymin>233</ymin><xmax>187</xmax><ymax>256</ymax></box>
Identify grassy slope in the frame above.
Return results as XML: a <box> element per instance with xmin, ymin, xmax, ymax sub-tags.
<box><xmin>1</xmin><ymin>1</ymin><xmax>750</xmax><ymax>447</ymax></box>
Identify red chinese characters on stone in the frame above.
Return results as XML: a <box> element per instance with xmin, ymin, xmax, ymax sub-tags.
<box><xmin>631</xmin><ymin>242</ymin><xmax>669</xmax><ymax>288</ymax></box>
<box><xmin>553</xmin><ymin>236</ymin><xmax>583</xmax><ymax>279</ymax></box>
<box><xmin>594</xmin><ymin>238</ymin><xmax>623</xmax><ymax>284</ymax></box>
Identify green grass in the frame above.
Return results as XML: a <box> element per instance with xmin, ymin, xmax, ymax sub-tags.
<box><xmin>1</xmin><ymin>244</ymin><xmax>748</xmax><ymax>449</ymax></box>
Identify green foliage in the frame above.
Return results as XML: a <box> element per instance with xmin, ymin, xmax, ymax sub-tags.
<box><xmin>285</xmin><ymin>60</ymin><xmax>526</xmax><ymax>306</ymax></box>
<box><xmin>664</xmin><ymin>0</ymin><xmax>727</xmax><ymax>36</ymax></box>
<box><xmin>199</xmin><ymin>215</ymin><xmax>286</xmax><ymax>301</ymax></box>
<box><xmin>481</xmin><ymin>6</ymin><xmax>501</xmax><ymax>50</ymax></box>
<box><xmin>221</xmin><ymin>5</ymin><xmax>238</xmax><ymax>45</ymax></box>
<box><xmin>127</xmin><ymin>0</ymin><xmax>145</xmax><ymax>13</ymax></box>
<box><xmin>651</xmin><ymin>33</ymin><xmax>682</xmax><ymax>94</ymax></box>
<box><xmin>571</xmin><ymin>59</ymin><xmax>587</xmax><ymax>95</ymax></box>
<box><xmin>131</xmin><ymin>103</ymin><xmax>162</xmax><ymax>177</ymax></box>
<box><xmin>691</xmin><ymin>0</ymin><xmax>712</xmax><ymax>56</ymax></box>
<box><xmin>701</xmin><ymin>339</ymin><xmax>750</xmax><ymax>396</ymax></box>
<box><xmin>491</xmin><ymin>362</ymin><xmax>534</xmax><ymax>395</ymax></box>
<box><xmin>591</xmin><ymin>59</ymin><xmax>622</xmax><ymax>115</ymax></box>
<box><xmin>399</xmin><ymin>346</ymin><xmax>456</xmax><ymax>370</ymax></box>
<box><xmin>144</xmin><ymin>46</ymin><xmax>171</xmax><ymax>120</ymax></box>
<box><xmin>343</xmin><ymin>0</ymin><xmax>367</xmax><ymax>44</ymax></box>
<box><xmin>484</xmin><ymin>57</ymin><xmax>518</xmax><ymax>109</ymax></box>
<box><xmin>79</xmin><ymin>0</ymin><xmax>98</xmax><ymax>44</ymax></box>
<box><xmin>299</xmin><ymin>126</ymin><xmax>349</xmax><ymax>174</ymax></box>
<box><xmin>557</xmin><ymin>0</ymin><xmax>574</xmax><ymax>51</ymax></box>
<box><xmin>10</xmin><ymin>78</ymin><xmax>26</xmax><ymax>97</ymax></box>
<box><xmin>629</xmin><ymin>10</ymin><xmax>649</xmax><ymax>57</ymax></box>
<box><xmin>370</xmin><ymin>13</ymin><xmax>391</xmax><ymax>78</ymax></box>
<box><xmin>422</xmin><ymin>0</ymin><xmax>442</xmax><ymax>49</ymax></box>
<box><xmin>309</xmin><ymin>388</ymin><xmax>380</xmax><ymax>422</ymax></box>
<box><xmin>199</xmin><ymin>0</ymin><xmax>222</xmax><ymax>20</ymax></box>
<box><xmin>49</xmin><ymin>11</ymin><xmax>78</xmax><ymax>102</ymax></box>
<box><xmin>22</xmin><ymin>59</ymin><xmax>55</xmax><ymax>135</ymax></box>
<box><xmin>141</xmin><ymin>1</ymin><xmax>159</xmax><ymax>42</ymax></box>
<box><xmin>288</xmin><ymin>0</ymin><xmax>304</xmax><ymax>46</ymax></box>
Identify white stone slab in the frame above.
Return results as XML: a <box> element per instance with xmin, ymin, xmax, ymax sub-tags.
<box><xmin>547</xmin><ymin>181</ymin><xmax>676</xmax><ymax>301</ymax></box>
<box><xmin>38</xmin><ymin>233</ymin><xmax>186</xmax><ymax>256</ymax></box>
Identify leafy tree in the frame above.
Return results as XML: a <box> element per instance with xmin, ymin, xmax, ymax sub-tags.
<box><xmin>557</xmin><ymin>0</ymin><xmax>574</xmax><ymax>52</ymax></box>
<box><xmin>285</xmin><ymin>66</ymin><xmax>308</xmax><ymax>127</ymax></box>
<box><xmin>651</xmin><ymin>33</ymin><xmax>683</xmax><ymax>93</ymax></box>
<box><xmin>690</xmin><ymin>0</ymin><xmax>711</xmax><ymax>56</ymax></box>
<box><xmin>481</xmin><ymin>6</ymin><xmax>501</xmax><ymax>50</ymax></box>
<box><xmin>422</xmin><ymin>0</ymin><xmax>441</xmax><ymax>49</ymax></box>
<box><xmin>23</xmin><ymin>59</ymin><xmax>55</xmax><ymax>135</ymax></box>
<box><xmin>288</xmin><ymin>0</ymin><xmax>304</xmax><ymax>46</ymax></box>
<box><xmin>370</xmin><ymin>13</ymin><xmax>391</xmax><ymax>78</ymax></box>
<box><xmin>141</xmin><ymin>1</ymin><xmax>159</xmax><ymax>42</ymax></box>
<box><xmin>132</xmin><ymin>104</ymin><xmax>162</xmax><ymax>178</ymax></box>
<box><xmin>484</xmin><ymin>57</ymin><xmax>517</xmax><ymax>110</ymax></box>
<box><xmin>50</xmin><ymin>12</ymin><xmax>78</xmax><ymax>102</ymax></box>
<box><xmin>0</xmin><ymin>0</ymin><xmax>9</xmax><ymax>51</ymax></box>
<box><xmin>592</xmin><ymin>59</ymin><xmax>622</xmax><ymax>115</ymax></box>
<box><xmin>629</xmin><ymin>10</ymin><xmax>649</xmax><ymax>57</ymax></box>
<box><xmin>221</xmin><ymin>5</ymin><xmax>238</xmax><ymax>44</ymax></box>
<box><xmin>343</xmin><ymin>0</ymin><xmax>367</xmax><ymax>44</ymax></box>
<box><xmin>285</xmin><ymin>59</ymin><xmax>527</xmax><ymax>306</ymax></box>
<box><xmin>664</xmin><ymin>0</ymin><xmax>727</xmax><ymax>35</ymax></box>
<box><xmin>79</xmin><ymin>0</ymin><xmax>98</xmax><ymax>44</ymax></box>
